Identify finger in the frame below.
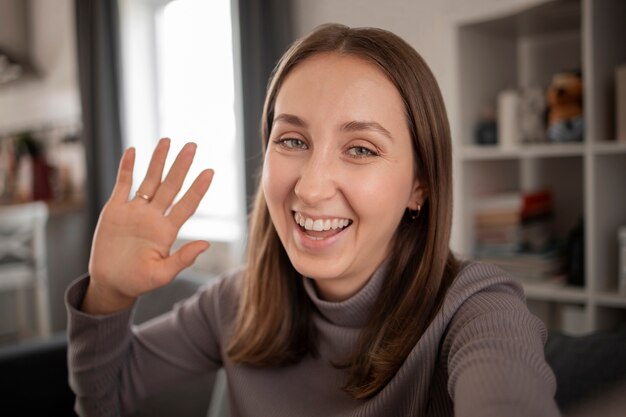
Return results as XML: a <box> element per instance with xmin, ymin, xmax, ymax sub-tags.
<box><xmin>151</xmin><ymin>142</ymin><xmax>197</xmax><ymax>211</ymax></box>
<box><xmin>135</xmin><ymin>138</ymin><xmax>171</xmax><ymax>202</ymax></box>
<box><xmin>168</xmin><ymin>169</ymin><xmax>214</xmax><ymax>228</ymax></box>
<box><xmin>158</xmin><ymin>240</ymin><xmax>210</xmax><ymax>280</ymax></box>
<box><xmin>110</xmin><ymin>148</ymin><xmax>135</xmax><ymax>203</ymax></box>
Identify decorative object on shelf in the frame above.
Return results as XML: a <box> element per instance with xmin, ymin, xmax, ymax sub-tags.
<box><xmin>565</xmin><ymin>218</ymin><xmax>584</xmax><ymax>287</ymax></box>
<box><xmin>497</xmin><ymin>89</ymin><xmax>520</xmax><ymax>148</ymax></box>
<box><xmin>14</xmin><ymin>132</ymin><xmax>53</xmax><ymax>201</ymax></box>
<box><xmin>519</xmin><ymin>87</ymin><xmax>548</xmax><ymax>143</ymax></box>
<box><xmin>616</xmin><ymin>64</ymin><xmax>626</xmax><ymax>142</ymax></box>
<box><xmin>546</xmin><ymin>70</ymin><xmax>584</xmax><ymax>142</ymax></box>
<box><xmin>474</xmin><ymin>105</ymin><xmax>498</xmax><ymax>145</ymax></box>
<box><xmin>617</xmin><ymin>226</ymin><xmax>626</xmax><ymax>295</ymax></box>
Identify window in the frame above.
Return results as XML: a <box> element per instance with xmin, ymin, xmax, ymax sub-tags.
<box><xmin>118</xmin><ymin>0</ymin><xmax>245</xmax><ymax>244</ymax></box>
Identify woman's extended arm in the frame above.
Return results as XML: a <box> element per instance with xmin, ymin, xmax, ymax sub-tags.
<box><xmin>67</xmin><ymin>139</ymin><xmax>220</xmax><ymax>416</ymax></box>
<box><xmin>443</xmin><ymin>270</ymin><xmax>561</xmax><ymax>417</ymax></box>
<box><xmin>66</xmin><ymin>274</ymin><xmax>227</xmax><ymax>417</ymax></box>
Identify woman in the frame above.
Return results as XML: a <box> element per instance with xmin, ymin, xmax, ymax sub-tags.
<box><xmin>67</xmin><ymin>24</ymin><xmax>559</xmax><ymax>416</ymax></box>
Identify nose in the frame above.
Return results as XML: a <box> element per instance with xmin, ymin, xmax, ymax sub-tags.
<box><xmin>294</xmin><ymin>152</ymin><xmax>337</xmax><ymax>206</ymax></box>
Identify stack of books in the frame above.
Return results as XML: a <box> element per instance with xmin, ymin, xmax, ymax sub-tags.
<box><xmin>474</xmin><ymin>189</ymin><xmax>565</xmax><ymax>283</ymax></box>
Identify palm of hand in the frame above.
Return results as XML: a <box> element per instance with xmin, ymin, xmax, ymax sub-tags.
<box><xmin>91</xmin><ymin>200</ymin><xmax>179</xmax><ymax>297</ymax></box>
<box><xmin>88</xmin><ymin>139</ymin><xmax>214</xmax><ymax>303</ymax></box>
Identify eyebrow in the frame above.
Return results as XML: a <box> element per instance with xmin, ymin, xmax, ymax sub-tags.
<box><xmin>273</xmin><ymin>113</ymin><xmax>394</xmax><ymax>141</ymax></box>
<box><xmin>341</xmin><ymin>120</ymin><xmax>393</xmax><ymax>141</ymax></box>
<box><xmin>273</xmin><ymin>113</ymin><xmax>308</xmax><ymax>127</ymax></box>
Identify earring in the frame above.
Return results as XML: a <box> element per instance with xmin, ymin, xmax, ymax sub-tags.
<box><xmin>409</xmin><ymin>204</ymin><xmax>421</xmax><ymax>220</ymax></box>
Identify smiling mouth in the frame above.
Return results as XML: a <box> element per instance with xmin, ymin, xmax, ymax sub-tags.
<box><xmin>293</xmin><ymin>211</ymin><xmax>353</xmax><ymax>240</ymax></box>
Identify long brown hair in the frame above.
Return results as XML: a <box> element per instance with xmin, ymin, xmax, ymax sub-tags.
<box><xmin>227</xmin><ymin>23</ymin><xmax>459</xmax><ymax>399</ymax></box>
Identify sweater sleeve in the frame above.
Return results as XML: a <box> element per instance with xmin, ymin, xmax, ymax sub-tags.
<box><xmin>65</xmin><ymin>274</ymin><xmax>231</xmax><ymax>417</ymax></box>
<box><xmin>442</xmin><ymin>265</ymin><xmax>561</xmax><ymax>417</ymax></box>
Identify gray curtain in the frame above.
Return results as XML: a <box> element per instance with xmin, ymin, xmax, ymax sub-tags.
<box><xmin>236</xmin><ymin>0</ymin><xmax>295</xmax><ymax>210</ymax></box>
<box><xmin>75</xmin><ymin>0</ymin><xmax>124</xmax><ymax>232</ymax></box>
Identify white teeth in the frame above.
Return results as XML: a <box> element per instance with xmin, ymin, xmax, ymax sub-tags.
<box><xmin>293</xmin><ymin>212</ymin><xmax>351</xmax><ymax>231</ymax></box>
<box><xmin>312</xmin><ymin>219</ymin><xmax>324</xmax><ymax>231</ymax></box>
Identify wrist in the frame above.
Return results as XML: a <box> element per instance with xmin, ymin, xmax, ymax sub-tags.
<box><xmin>81</xmin><ymin>278</ymin><xmax>136</xmax><ymax>315</ymax></box>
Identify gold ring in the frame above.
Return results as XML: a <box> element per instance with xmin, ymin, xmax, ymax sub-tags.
<box><xmin>135</xmin><ymin>192</ymin><xmax>152</xmax><ymax>202</ymax></box>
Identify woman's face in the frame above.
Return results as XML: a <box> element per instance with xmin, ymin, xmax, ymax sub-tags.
<box><xmin>263</xmin><ymin>53</ymin><xmax>424</xmax><ymax>301</ymax></box>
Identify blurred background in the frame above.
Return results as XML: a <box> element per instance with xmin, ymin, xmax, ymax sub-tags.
<box><xmin>0</xmin><ymin>0</ymin><xmax>625</xmax><ymax>414</ymax></box>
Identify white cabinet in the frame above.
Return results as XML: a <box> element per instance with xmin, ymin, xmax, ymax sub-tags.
<box><xmin>450</xmin><ymin>0</ymin><xmax>626</xmax><ymax>334</ymax></box>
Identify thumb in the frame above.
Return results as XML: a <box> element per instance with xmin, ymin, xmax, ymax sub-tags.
<box><xmin>160</xmin><ymin>240</ymin><xmax>210</xmax><ymax>279</ymax></box>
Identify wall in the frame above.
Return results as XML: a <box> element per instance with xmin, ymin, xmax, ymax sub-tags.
<box><xmin>0</xmin><ymin>0</ymin><xmax>80</xmax><ymax>132</ymax></box>
<box><xmin>292</xmin><ymin>0</ymin><xmax>453</xmax><ymax>101</ymax></box>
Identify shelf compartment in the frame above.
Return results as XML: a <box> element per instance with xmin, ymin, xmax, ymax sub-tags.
<box><xmin>456</xmin><ymin>0</ymin><xmax>582</xmax><ymax>147</ymax></box>
<box><xmin>592</xmin><ymin>153</ymin><xmax>626</xmax><ymax>292</ymax></box>
<box><xmin>527</xmin><ymin>299</ymin><xmax>591</xmax><ymax>335</ymax></box>
<box><xmin>594</xmin><ymin>306</ymin><xmax>626</xmax><ymax>331</ymax></box>
<box><xmin>587</xmin><ymin>0</ymin><xmax>626</xmax><ymax>144</ymax></box>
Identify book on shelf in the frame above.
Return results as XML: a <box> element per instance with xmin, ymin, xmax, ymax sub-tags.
<box><xmin>476</xmin><ymin>246</ymin><xmax>565</xmax><ymax>284</ymax></box>
<box><xmin>473</xmin><ymin>189</ymin><xmax>564</xmax><ymax>283</ymax></box>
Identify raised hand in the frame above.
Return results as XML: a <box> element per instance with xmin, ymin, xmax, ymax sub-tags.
<box><xmin>82</xmin><ymin>138</ymin><xmax>214</xmax><ymax>314</ymax></box>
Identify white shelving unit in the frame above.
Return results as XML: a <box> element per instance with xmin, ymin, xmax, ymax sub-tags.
<box><xmin>450</xmin><ymin>0</ymin><xmax>626</xmax><ymax>334</ymax></box>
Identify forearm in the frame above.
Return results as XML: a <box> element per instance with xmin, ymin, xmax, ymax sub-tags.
<box><xmin>66</xmin><ymin>275</ymin><xmax>137</xmax><ymax>416</ymax></box>
<box><xmin>65</xmin><ymin>273</ymin><xmax>227</xmax><ymax>416</ymax></box>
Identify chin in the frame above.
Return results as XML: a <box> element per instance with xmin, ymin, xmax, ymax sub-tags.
<box><xmin>287</xmin><ymin>251</ymin><xmax>348</xmax><ymax>281</ymax></box>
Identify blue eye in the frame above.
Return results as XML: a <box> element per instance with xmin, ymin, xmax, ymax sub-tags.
<box><xmin>347</xmin><ymin>146</ymin><xmax>377</xmax><ymax>158</ymax></box>
<box><xmin>278</xmin><ymin>138</ymin><xmax>307</xmax><ymax>149</ymax></box>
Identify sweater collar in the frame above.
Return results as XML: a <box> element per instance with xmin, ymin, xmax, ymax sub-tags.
<box><xmin>302</xmin><ymin>262</ymin><xmax>388</xmax><ymax>328</ymax></box>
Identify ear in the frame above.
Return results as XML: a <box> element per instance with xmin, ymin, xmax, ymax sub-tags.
<box><xmin>407</xmin><ymin>177</ymin><xmax>427</xmax><ymax>210</ymax></box>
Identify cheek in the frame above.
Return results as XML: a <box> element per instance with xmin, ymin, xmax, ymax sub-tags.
<box><xmin>262</xmin><ymin>153</ymin><xmax>294</xmax><ymax>215</ymax></box>
<box><xmin>349</xmin><ymin>166</ymin><xmax>414</xmax><ymax>221</ymax></box>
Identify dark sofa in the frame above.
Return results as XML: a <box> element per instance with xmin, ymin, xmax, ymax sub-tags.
<box><xmin>0</xmin><ymin>332</ymin><xmax>77</xmax><ymax>416</ymax></box>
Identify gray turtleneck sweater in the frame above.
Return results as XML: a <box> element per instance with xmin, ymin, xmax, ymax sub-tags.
<box><xmin>66</xmin><ymin>262</ymin><xmax>560</xmax><ymax>417</ymax></box>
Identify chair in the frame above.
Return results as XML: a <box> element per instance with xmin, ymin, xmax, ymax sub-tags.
<box><xmin>0</xmin><ymin>201</ymin><xmax>50</xmax><ymax>341</ymax></box>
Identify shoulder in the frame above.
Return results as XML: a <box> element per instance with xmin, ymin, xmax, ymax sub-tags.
<box><xmin>440</xmin><ymin>261</ymin><xmax>528</xmax><ymax>325</ymax></box>
<box><xmin>451</xmin><ymin>260</ymin><xmax>525</xmax><ymax>300</ymax></box>
<box><xmin>439</xmin><ymin>260</ymin><xmax>549</xmax><ymax>355</ymax></box>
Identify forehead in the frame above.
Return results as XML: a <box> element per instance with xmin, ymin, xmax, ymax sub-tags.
<box><xmin>274</xmin><ymin>53</ymin><xmax>407</xmax><ymax>127</ymax></box>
